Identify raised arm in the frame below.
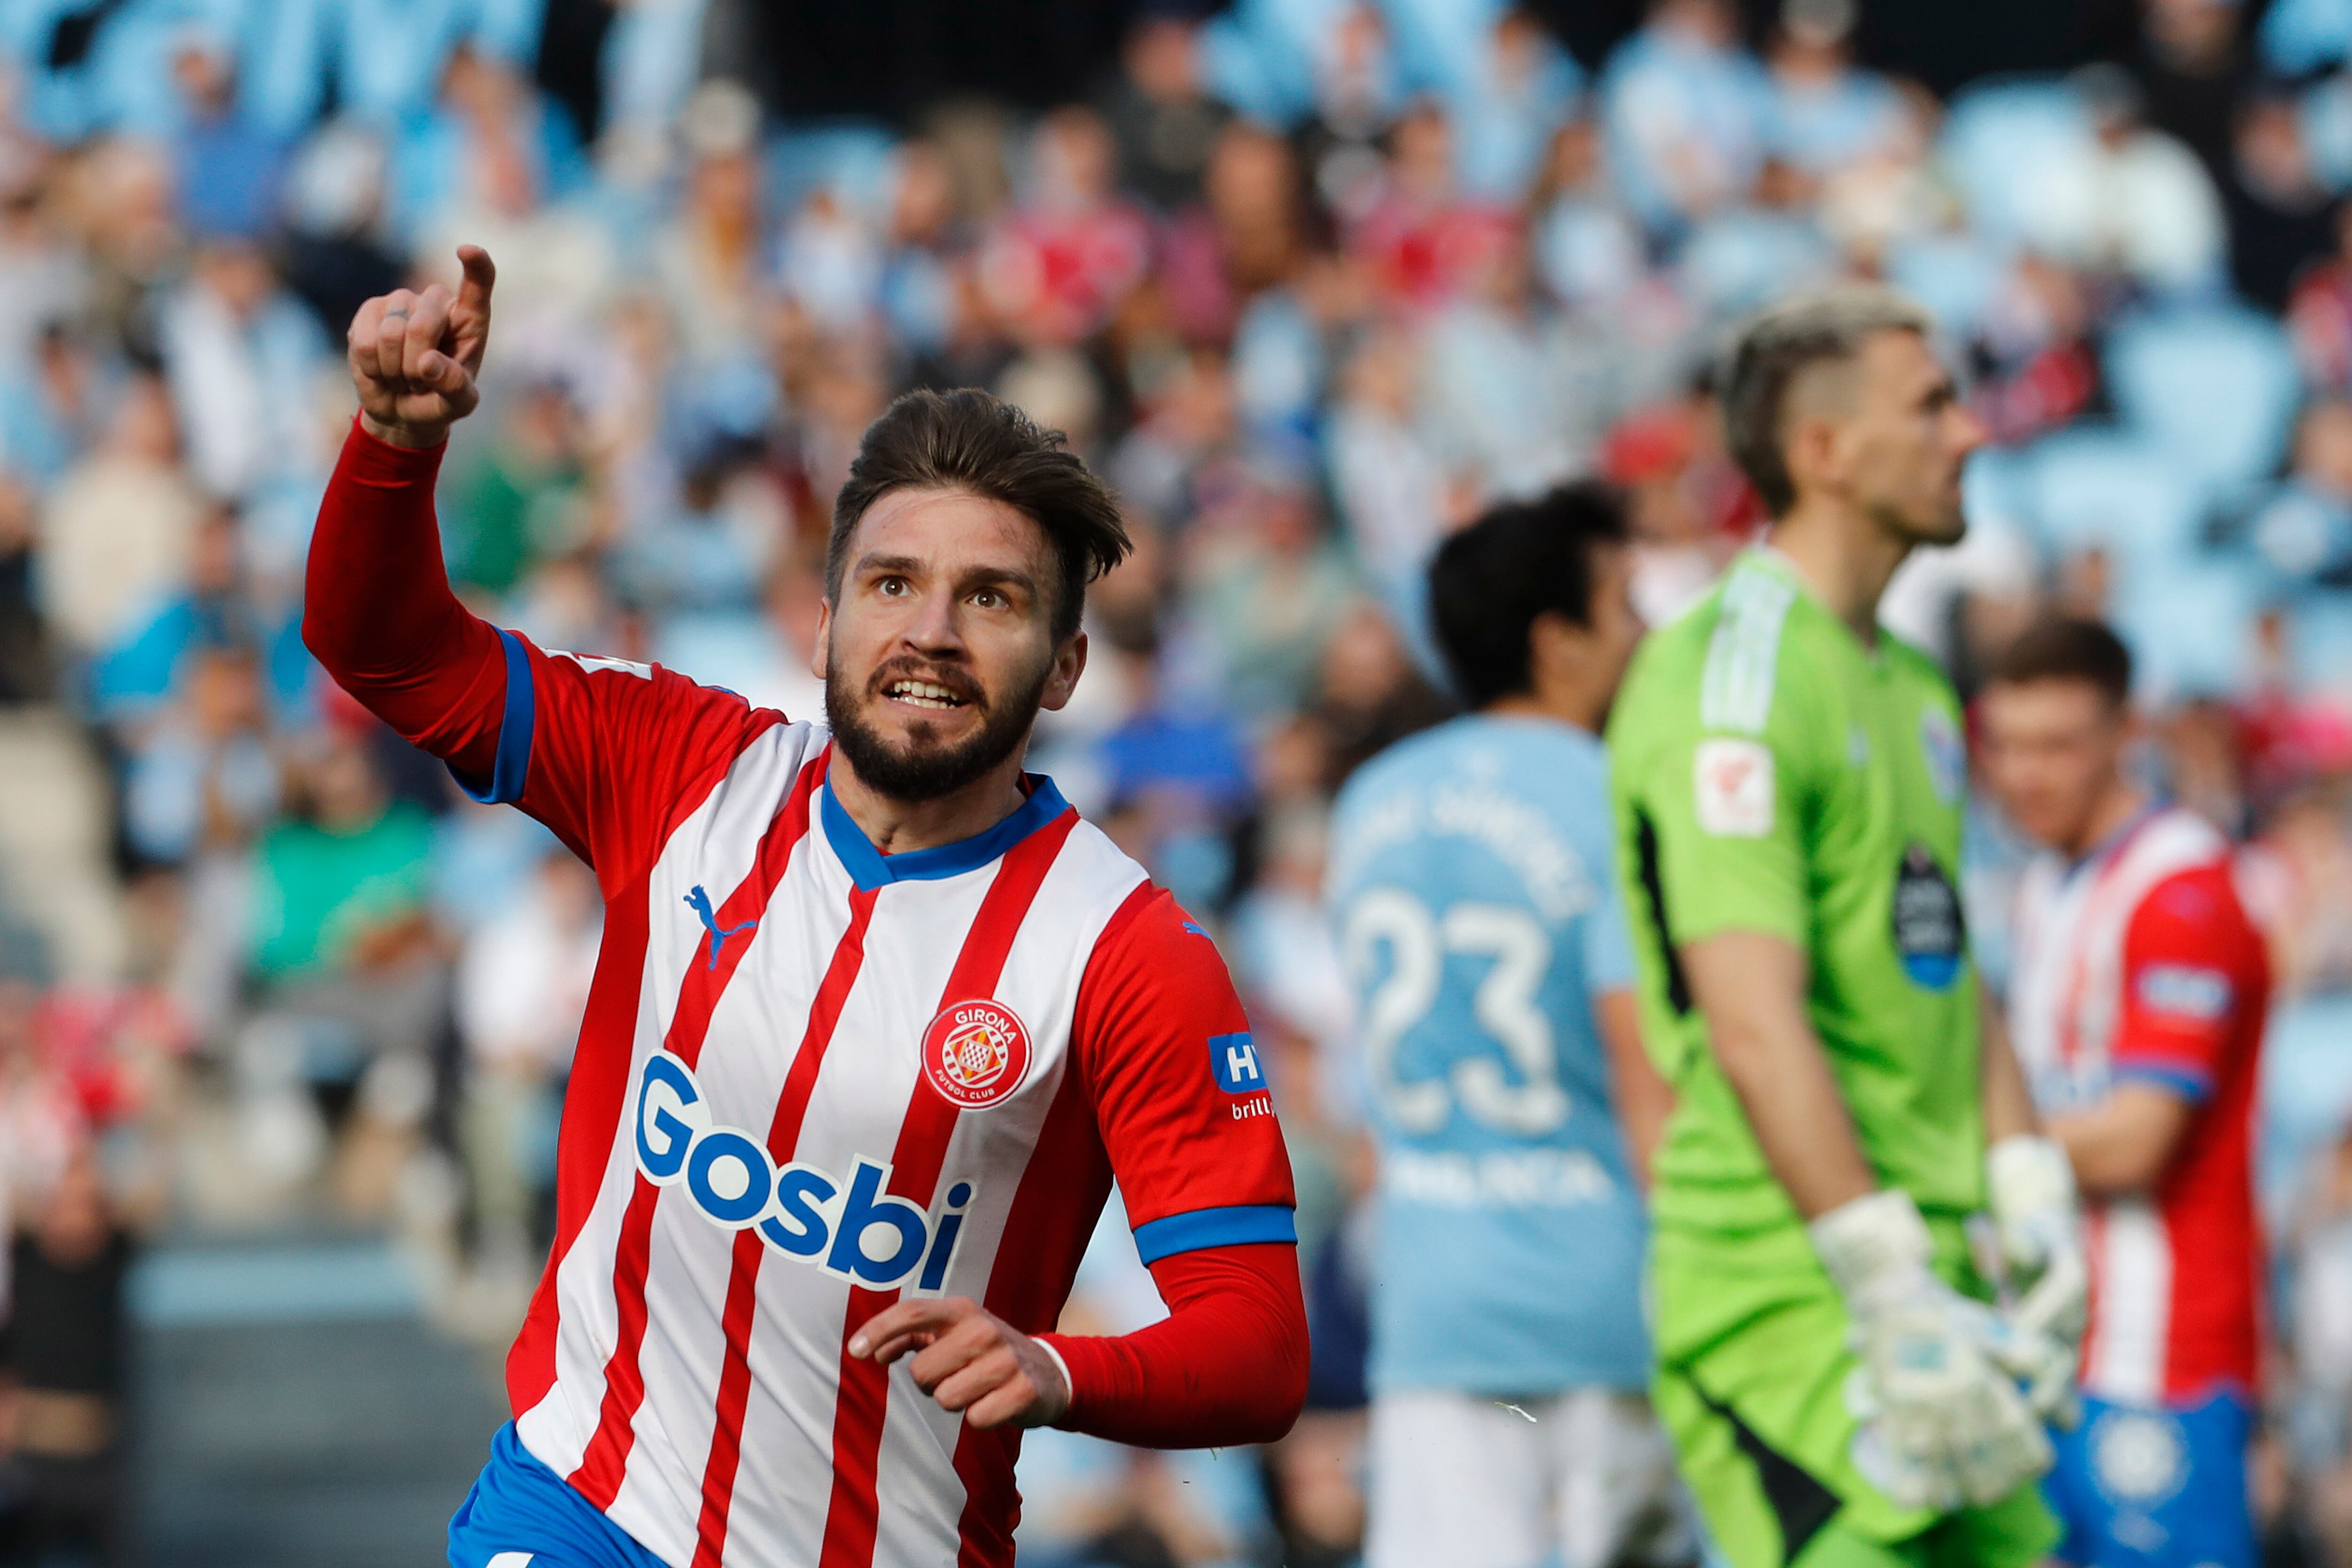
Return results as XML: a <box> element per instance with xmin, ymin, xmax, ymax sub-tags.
<box><xmin>303</xmin><ymin>247</ymin><xmax>506</xmax><ymax>780</ymax></box>
<box><xmin>305</xmin><ymin>246</ymin><xmax>787</xmax><ymax>885</ymax></box>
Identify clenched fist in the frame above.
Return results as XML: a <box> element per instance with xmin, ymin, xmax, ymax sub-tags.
<box><xmin>349</xmin><ymin>244</ymin><xmax>497</xmax><ymax>450</ymax></box>
<box><xmin>847</xmin><ymin>1296</ymin><xmax>1072</xmax><ymax>1430</ymax></box>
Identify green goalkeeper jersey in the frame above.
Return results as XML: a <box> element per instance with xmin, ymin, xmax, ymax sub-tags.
<box><xmin>1608</xmin><ymin>549</ymin><xmax>1984</xmax><ymax>1240</ymax></box>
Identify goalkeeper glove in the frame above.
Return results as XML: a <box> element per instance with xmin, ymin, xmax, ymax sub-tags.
<box><xmin>1984</xmin><ymin>1133</ymin><xmax>2089</xmax><ymax>1425</ymax></box>
<box><xmin>1811</xmin><ymin>1188</ymin><xmax>2055</xmax><ymax>1512</ymax></box>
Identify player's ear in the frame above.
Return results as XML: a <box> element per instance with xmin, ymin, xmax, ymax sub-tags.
<box><xmin>810</xmin><ymin>597</ymin><xmax>833</xmax><ymax>681</ymax></box>
<box><xmin>1040</xmin><ymin>629</ymin><xmax>1087</xmax><ymax>713</ymax></box>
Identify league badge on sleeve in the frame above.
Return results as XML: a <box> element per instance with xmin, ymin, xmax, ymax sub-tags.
<box><xmin>921</xmin><ymin>999</ymin><xmax>1033</xmax><ymax>1111</ymax></box>
<box><xmin>1694</xmin><ymin>737</ymin><xmax>1774</xmax><ymax>837</ymax></box>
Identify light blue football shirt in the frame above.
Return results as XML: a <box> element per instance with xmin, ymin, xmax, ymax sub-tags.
<box><xmin>1326</xmin><ymin>714</ymin><xmax>1650</xmax><ymax>1395</ymax></box>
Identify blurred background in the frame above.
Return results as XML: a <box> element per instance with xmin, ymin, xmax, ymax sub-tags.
<box><xmin>4</xmin><ymin>0</ymin><xmax>2352</xmax><ymax>1562</ymax></box>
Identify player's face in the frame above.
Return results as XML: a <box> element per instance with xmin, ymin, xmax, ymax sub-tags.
<box><xmin>1839</xmin><ymin>330</ymin><xmax>1985</xmax><ymax>549</ymax></box>
<box><xmin>1979</xmin><ymin>677</ymin><xmax>2130</xmax><ymax>855</ymax></box>
<box><xmin>815</xmin><ymin>486</ymin><xmax>1084</xmax><ymax>804</ymax></box>
<box><xmin>1586</xmin><ymin>540</ymin><xmax>1645</xmax><ymax>722</ymax></box>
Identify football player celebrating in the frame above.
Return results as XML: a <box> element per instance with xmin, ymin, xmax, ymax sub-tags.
<box><xmin>1606</xmin><ymin>286</ymin><xmax>2087</xmax><ymax>1568</ymax></box>
<box><xmin>305</xmin><ymin>247</ymin><xmax>1308</xmax><ymax>1568</ymax></box>
<box><xmin>1327</xmin><ymin>485</ymin><xmax>1690</xmax><ymax>1568</ymax></box>
<box><xmin>1980</xmin><ymin>618</ymin><xmax>2269</xmax><ymax>1568</ymax></box>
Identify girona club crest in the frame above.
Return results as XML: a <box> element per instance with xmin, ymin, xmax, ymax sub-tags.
<box><xmin>920</xmin><ymin>999</ymin><xmax>1033</xmax><ymax>1111</ymax></box>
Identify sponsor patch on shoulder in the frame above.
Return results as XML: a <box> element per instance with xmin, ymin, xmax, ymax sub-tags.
<box><xmin>1694</xmin><ymin>738</ymin><xmax>1774</xmax><ymax>837</ymax></box>
<box><xmin>2135</xmin><ymin>963</ymin><xmax>2233</xmax><ymax>1021</ymax></box>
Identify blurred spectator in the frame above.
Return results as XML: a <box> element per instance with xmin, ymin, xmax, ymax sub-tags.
<box><xmin>2290</xmin><ymin>202</ymin><xmax>2352</xmax><ymax>392</ymax></box>
<box><xmin>445</xmin><ymin>378</ymin><xmax>591</xmax><ymax>597</ymax></box>
<box><xmin>1762</xmin><ymin>0</ymin><xmax>1907</xmax><ymax>184</ymax></box>
<box><xmin>1185</xmin><ymin>465</ymin><xmax>1359</xmax><ymax>724</ymax></box>
<box><xmin>169</xmin><ymin>35</ymin><xmax>283</xmax><ymax>243</ymax></box>
<box><xmin>2041</xmin><ymin>64</ymin><xmax>2227</xmax><ymax>296</ymax></box>
<box><xmin>33</xmin><ymin>374</ymin><xmax>203</xmax><ymax>661</ymax></box>
<box><xmin>154</xmin><ymin>239</ymin><xmax>331</xmax><ymax>505</ymax></box>
<box><xmin>1343</xmin><ymin>100</ymin><xmax>1513</xmax><ymax>314</ymax></box>
<box><xmin>244</xmin><ymin>727</ymin><xmax>442</xmax><ymax>1209</ymax></box>
<box><xmin>2253</xmin><ymin>397</ymin><xmax>2352</xmax><ymax>587</ymax></box>
<box><xmin>2229</xmin><ymin>85</ymin><xmax>2342</xmax><ymax>310</ymax></box>
<box><xmin>981</xmin><ymin>105</ymin><xmax>1152</xmax><ymax>345</ymax></box>
<box><xmin>1100</xmin><ymin>13</ymin><xmax>1232</xmax><ymax>214</ymax></box>
<box><xmin>1598</xmin><ymin>0</ymin><xmax>1771</xmax><ymax>235</ymax></box>
<box><xmin>455</xmin><ymin>847</ymin><xmax>596</xmax><ymax>1278</ymax></box>
<box><xmin>2130</xmin><ymin>0</ymin><xmax>2250</xmax><ymax>183</ymax></box>
<box><xmin>1417</xmin><ymin>219</ymin><xmax>1613</xmax><ymax>496</ymax></box>
<box><xmin>0</xmin><ymin>1149</ymin><xmax>129</xmax><ymax>1566</ymax></box>
<box><xmin>1448</xmin><ymin>8</ymin><xmax>1581</xmax><ymax>204</ymax></box>
<box><xmin>654</xmin><ymin>80</ymin><xmax>770</xmax><ymax>371</ymax></box>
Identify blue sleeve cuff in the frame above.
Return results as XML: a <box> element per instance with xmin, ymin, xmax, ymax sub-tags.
<box><xmin>2114</xmin><ymin>1061</ymin><xmax>2212</xmax><ymax>1105</ymax></box>
<box><xmin>450</xmin><ymin>629</ymin><xmax>535</xmax><ymax>806</ymax></box>
<box><xmin>1130</xmin><ymin>1204</ymin><xmax>1296</xmax><ymax>1265</ymax></box>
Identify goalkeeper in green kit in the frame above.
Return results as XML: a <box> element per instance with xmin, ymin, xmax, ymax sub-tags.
<box><xmin>1608</xmin><ymin>288</ymin><xmax>2088</xmax><ymax>1568</ymax></box>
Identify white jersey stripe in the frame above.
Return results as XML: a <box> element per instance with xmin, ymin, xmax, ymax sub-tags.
<box><xmin>2087</xmin><ymin>1198</ymin><xmax>2172</xmax><ymax>1403</ymax></box>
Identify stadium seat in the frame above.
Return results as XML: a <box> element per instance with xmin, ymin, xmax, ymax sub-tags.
<box><xmin>2104</xmin><ymin>547</ymin><xmax>2264</xmax><ymax>697</ymax></box>
<box><xmin>2105</xmin><ymin>306</ymin><xmax>2301</xmax><ymax>493</ymax></box>
<box><xmin>2025</xmin><ymin>428</ymin><xmax>2205</xmax><ymax>558</ymax></box>
<box><xmin>1937</xmin><ymin>78</ymin><xmax>2092</xmax><ymax>248</ymax></box>
<box><xmin>2287</xmin><ymin>593</ymin><xmax>2352</xmax><ymax>693</ymax></box>
<box><xmin>2259</xmin><ymin>993</ymin><xmax>2352</xmax><ymax>1227</ymax></box>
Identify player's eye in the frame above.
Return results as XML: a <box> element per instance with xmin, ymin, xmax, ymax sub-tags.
<box><xmin>877</xmin><ymin>576</ymin><xmax>908</xmax><ymax>597</ymax></box>
<box><xmin>971</xmin><ymin>588</ymin><xmax>1006</xmax><ymax>609</ymax></box>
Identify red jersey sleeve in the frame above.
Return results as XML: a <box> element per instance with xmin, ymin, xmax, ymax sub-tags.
<box><xmin>1068</xmin><ymin>885</ymin><xmax>1298</xmax><ymax>1260</ymax></box>
<box><xmin>305</xmin><ymin>418</ymin><xmax>781</xmax><ymax>895</ymax></box>
<box><xmin>1040</xmin><ymin>1242</ymin><xmax>1307</xmax><ymax>1447</ymax></box>
<box><xmin>2111</xmin><ymin>864</ymin><xmax>2269</xmax><ymax>1105</ymax></box>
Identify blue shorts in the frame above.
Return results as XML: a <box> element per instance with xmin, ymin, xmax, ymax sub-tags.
<box><xmin>2044</xmin><ymin>1391</ymin><xmax>2254</xmax><ymax>1568</ymax></box>
<box><xmin>449</xmin><ymin>1422</ymin><xmax>667</xmax><ymax>1568</ymax></box>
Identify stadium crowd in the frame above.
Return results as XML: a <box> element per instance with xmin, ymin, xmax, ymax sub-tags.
<box><xmin>5</xmin><ymin>0</ymin><xmax>2352</xmax><ymax>1560</ymax></box>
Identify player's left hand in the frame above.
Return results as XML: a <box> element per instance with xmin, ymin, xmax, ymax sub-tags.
<box><xmin>848</xmin><ymin>1297</ymin><xmax>1072</xmax><ymax>1430</ymax></box>
<box><xmin>1985</xmin><ymin>1133</ymin><xmax>2088</xmax><ymax>1425</ymax></box>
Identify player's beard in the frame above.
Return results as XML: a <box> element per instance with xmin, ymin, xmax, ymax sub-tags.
<box><xmin>825</xmin><ymin>648</ymin><xmax>1051</xmax><ymax>804</ymax></box>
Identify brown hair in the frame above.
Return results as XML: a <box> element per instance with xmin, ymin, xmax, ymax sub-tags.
<box><xmin>1985</xmin><ymin>616</ymin><xmax>2134</xmax><ymax>708</ymax></box>
<box><xmin>828</xmin><ymin>388</ymin><xmax>1131</xmax><ymax>642</ymax></box>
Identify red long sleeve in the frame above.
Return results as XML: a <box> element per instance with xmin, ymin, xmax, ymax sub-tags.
<box><xmin>302</xmin><ymin>417</ymin><xmax>506</xmax><ymax>781</ymax></box>
<box><xmin>1039</xmin><ymin>1241</ymin><xmax>1307</xmax><ymax>1448</ymax></box>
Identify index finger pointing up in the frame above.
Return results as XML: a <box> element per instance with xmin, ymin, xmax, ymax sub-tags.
<box><xmin>455</xmin><ymin>245</ymin><xmax>496</xmax><ymax>315</ymax></box>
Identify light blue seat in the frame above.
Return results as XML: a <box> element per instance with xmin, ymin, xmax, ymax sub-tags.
<box><xmin>1937</xmin><ymin>77</ymin><xmax>2090</xmax><ymax>246</ymax></box>
<box><xmin>2026</xmin><ymin>429</ymin><xmax>2205</xmax><ymax>559</ymax></box>
<box><xmin>2106</xmin><ymin>306</ymin><xmax>2301</xmax><ymax>493</ymax></box>
<box><xmin>2288</xmin><ymin>593</ymin><xmax>2352</xmax><ymax>691</ymax></box>
<box><xmin>2261</xmin><ymin>993</ymin><xmax>2352</xmax><ymax>1231</ymax></box>
<box><xmin>2105</xmin><ymin>546</ymin><xmax>2263</xmax><ymax>697</ymax></box>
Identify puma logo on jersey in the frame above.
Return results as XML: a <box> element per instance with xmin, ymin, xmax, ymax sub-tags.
<box><xmin>635</xmin><ymin>1052</ymin><xmax>973</xmax><ymax>1291</ymax></box>
<box><xmin>685</xmin><ymin>884</ymin><xmax>758</xmax><ymax>971</ymax></box>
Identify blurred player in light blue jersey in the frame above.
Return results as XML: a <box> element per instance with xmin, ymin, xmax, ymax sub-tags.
<box><xmin>1327</xmin><ymin>484</ymin><xmax>1692</xmax><ymax>1568</ymax></box>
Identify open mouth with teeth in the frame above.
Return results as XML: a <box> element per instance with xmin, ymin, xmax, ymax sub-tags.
<box><xmin>883</xmin><ymin>678</ymin><xmax>972</xmax><ymax>712</ymax></box>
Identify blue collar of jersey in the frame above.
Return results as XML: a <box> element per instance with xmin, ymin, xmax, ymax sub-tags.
<box><xmin>819</xmin><ymin>771</ymin><xmax>1069</xmax><ymax>891</ymax></box>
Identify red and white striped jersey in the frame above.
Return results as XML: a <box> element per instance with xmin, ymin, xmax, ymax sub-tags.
<box><xmin>2006</xmin><ymin>804</ymin><xmax>2268</xmax><ymax>1405</ymax></box>
<box><xmin>465</xmin><ymin>630</ymin><xmax>1297</xmax><ymax>1568</ymax></box>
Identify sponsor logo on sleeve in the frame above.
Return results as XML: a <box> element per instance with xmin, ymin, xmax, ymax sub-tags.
<box><xmin>2135</xmin><ymin>963</ymin><xmax>2233</xmax><ymax>1021</ymax></box>
<box><xmin>1210</xmin><ymin>1031</ymin><xmax>1275</xmax><ymax>1119</ymax></box>
<box><xmin>1694</xmin><ymin>738</ymin><xmax>1774</xmax><ymax>837</ymax></box>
